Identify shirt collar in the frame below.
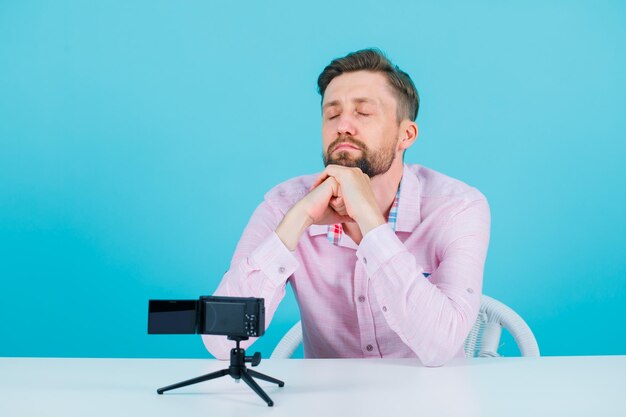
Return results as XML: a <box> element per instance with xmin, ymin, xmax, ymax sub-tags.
<box><xmin>308</xmin><ymin>164</ymin><xmax>422</xmax><ymax>237</ymax></box>
<box><xmin>395</xmin><ymin>163</ymin><xmax>421</xmax><ymax>233</ymax></box>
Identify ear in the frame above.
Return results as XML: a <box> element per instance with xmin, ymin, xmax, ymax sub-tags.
<box><xmin>398</xmin><ymin>120</ymin><xmax>418</xmax><ymax>151</ymax></box>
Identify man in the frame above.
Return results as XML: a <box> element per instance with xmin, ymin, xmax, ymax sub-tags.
<box><xmin>203</xmin><ymin>49</ymin><xmax>490</xmax><ymax>366</ymax></box>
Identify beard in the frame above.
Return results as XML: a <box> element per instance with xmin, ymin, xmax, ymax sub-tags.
<box><xmin>322</xmin><ymin>135</ymin><xmax>397</xmax><ymax>178</ymax></box>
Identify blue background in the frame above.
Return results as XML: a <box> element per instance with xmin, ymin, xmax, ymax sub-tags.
<box><xmin>1</xmin><ymin>1</ymin><xmax>625</xmax><ymax>359</ymax></box>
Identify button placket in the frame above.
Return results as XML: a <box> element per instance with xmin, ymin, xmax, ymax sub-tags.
<box><xmin>354</xmin><ymin>260</ymin><xmax>376</xmax><ymax>357</ymax></box>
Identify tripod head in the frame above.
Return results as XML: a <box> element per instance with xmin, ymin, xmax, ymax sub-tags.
<box><xmin>226</xmin><ymin>336</ymin><xmax>261</xmax><ymax>366</ymax></box>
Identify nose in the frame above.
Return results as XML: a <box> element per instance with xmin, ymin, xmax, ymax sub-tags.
<box><xmin>336</xmin><ymin>113</ymin><xmax>356</xmax><ymax>136</ymax></box>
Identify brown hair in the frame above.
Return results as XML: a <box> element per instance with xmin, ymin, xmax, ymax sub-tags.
<box><xmin>317</xmin><ymin>48</ymin><xmax>420</xmax><ymax>122</ymax></box>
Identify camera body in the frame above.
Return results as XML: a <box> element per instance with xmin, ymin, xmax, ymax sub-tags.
<box><xmin>148</xmin><ymin>296</ymin><xmax>265</xmax><ymax>338</ymax></box>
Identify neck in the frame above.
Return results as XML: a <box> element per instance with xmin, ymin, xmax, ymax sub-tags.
<box><xmin>370</xmin><ymin>157</ymin><xmax>404</xmax><ymax>219</ymax></box>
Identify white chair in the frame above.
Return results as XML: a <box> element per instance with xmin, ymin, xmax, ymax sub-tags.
<box><xmin>270</xmin><ymin>294</ymin><xmax>540</xmax><ymax>359</ymax></box>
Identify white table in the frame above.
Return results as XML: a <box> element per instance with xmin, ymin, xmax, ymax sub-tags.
<box><xmin>1</xmin><ymin>356</ymin><xmax>624</xmax><ymax>417</ymax></box>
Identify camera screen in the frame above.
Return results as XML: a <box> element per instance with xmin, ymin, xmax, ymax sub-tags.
<box><xmin>148</xmin><ymin>300</ymin><xmax>198</xmax><ymax>334</ymax></box>
<box><xmin>203</xmin><ymin>301</ymin><xmax>246</xmax><ymax>335</ymax></box>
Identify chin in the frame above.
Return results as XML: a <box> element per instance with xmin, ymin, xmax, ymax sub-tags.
<box><xmin>327</xmin><ymin>152</ymin><xmax>360</xmax><ymax>167</ymax></box>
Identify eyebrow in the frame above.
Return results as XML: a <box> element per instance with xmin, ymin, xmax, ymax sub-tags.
<box><xmin>322</xmin><ymin>97</ymin><xmax>379</xmax><ymax>110</ymax></box>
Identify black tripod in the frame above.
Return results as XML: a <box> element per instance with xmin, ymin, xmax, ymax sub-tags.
<box><xmin>156</xmin><ymin>336</ymin><xmax>285</xmax><ymax>406</ymax></box>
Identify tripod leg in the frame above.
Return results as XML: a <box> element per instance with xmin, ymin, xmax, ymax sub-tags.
<box><xmin>240</xmin><ymin>371</ymin><xmax>275</xmax><ymax>407</ymax></box>
<box><xmin>157</xmin><ymin>369</ymin><xmax>229</xmax><ymax>394</ymax></box>
<box><xmin>247</xmin><ymin>369</ymin><xmax>285</xmax><ymax>387</ymax></box>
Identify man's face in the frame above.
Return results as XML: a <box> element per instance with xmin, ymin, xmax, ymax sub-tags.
<box><xmin>321</xmin><ymin>70</ymin><xmax>402</xmax><ymax>177</ymax></box>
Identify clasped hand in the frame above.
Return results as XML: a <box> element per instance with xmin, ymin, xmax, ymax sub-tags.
<box><xmin>299</xmin><ymin>165</ymin><xmax>386</xmax><ymax>235</ymax></box>
<box><xmin>275</xmin><ymin>165</ymin><xmax>388</xmax><ymax>251</ymax></box>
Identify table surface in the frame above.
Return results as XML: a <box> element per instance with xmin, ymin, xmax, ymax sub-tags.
<box><xmin>1</xmin><ymin>355</ymin><xmax>624</xmax><ymax>417</ymax></box>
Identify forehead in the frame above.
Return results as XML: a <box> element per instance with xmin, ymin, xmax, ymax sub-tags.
<box><xmin>322</xmin><ymin>71</ymin><xmax>396</xmax><ymax>108</ymax></box>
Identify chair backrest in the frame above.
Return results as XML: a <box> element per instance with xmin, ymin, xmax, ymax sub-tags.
<box><xmin>270</xmin><ymin>294</ymin><xmax>540</xmax><ymax>359</ymax></box>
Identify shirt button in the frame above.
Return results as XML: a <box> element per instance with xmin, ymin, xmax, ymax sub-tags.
<box><xmin>358</xmin><ymin>295</ymin><xmax>366</xmax><ymax>303</ymax></box>
<box><xmin>278</xmin><ymin>266</ymin><xmax>286</xmax><ymax>274</ymax></box>
<box><xmin>467</xmin><ymin>288</ymin><xmax>474</xmax><ymax>294</ymax></box>
<box><xmin>366</xmin><ymin>344</ymin><xmax>373</xmax><ymax>352</ymax></box>
<box><xmin>382</xmin><ymin>306</ymin><xmax>387</xmax><ymax>312</ymax></box>
<box><xmin>363</xmin><ymin>257</ymin><xmax>368</xmax><ymax>264</ymax></box>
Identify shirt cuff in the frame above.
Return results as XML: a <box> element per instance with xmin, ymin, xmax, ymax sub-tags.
<box><xmin>250</xmin><ymin>231</ymin><xmax>300</xmax><ymax>287</ymax></box>
<box><xmin>356</xmin><ymin>223</ymin><xmax>405</xmax><ymax>277</ymax></box>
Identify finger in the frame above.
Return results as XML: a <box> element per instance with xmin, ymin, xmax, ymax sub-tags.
<box><xmin>329</xmin><ymin>196</ymin><xmax>345</xmax><ymax>211</ymax></box>
<box><xmin>319</xmin><ymin>212</ymin><xmax>355</xmax><ymax>225</ymax></box>
<box><xmin>317</xmin><ymin>164</ymin><xmax>355</xmax><ymax>188</ymax></box>
<box><xmin>310</xmin><ymin>164</ymin><xmax>351</xmax><ymax>190</ymax></box>
<box><xmin>311</xmin><ymin>164</ymin><xmax>360</xmax><ymax>192</ymax></box>
<box><xmin>330</xmin><ymin>202</ymin><xmax>348</xmax><ymax>217</ymax></box>
<box><xmin>325</xmin><ymin>176</ymin><xmax>340</xmax><ymax>196</ymax></box>
<box><xmin>310</xmin><ymin>170</ymin><xmax>331</xmax><ymax>191</ymax></box>
<box><xmin>313</xmin><ymin>177</ymin><xmax>339</xmax><ymax>202</ymax></box>
<box><xmin>330</xmin><ymin>206</ymin><xmax>347</xmax><ymax>217</ymax></box>
<box><xmin>330</xmin><ymin>195</ymin><xmax>343</xmax><ymax>205</ymax></box>
<box><xmin>332</xmin><ymin>211</ymin><xmax>356</xmax><ymax>223</ymax></box>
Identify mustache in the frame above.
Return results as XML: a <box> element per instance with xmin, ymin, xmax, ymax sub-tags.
<box><xmin>328</xmin><ymin>136</ymin><xmax>367</xmax><ymax>153</ymax></box>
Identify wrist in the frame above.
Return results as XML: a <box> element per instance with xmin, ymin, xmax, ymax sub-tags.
<box><xmin>275</xmin><ymin>204</ymin><xmax>312</xmax><ymax>251</ymax></box>
<box><xmin>357</xmin><ymin>210</ymin><xmax>386</xmax><ymax>236</ymax></box>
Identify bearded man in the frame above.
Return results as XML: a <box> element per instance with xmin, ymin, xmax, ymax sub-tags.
<box><xmin>202</xmin><ymin>49</ymin><xmax>491</xmax><ymax>366</ymax></box>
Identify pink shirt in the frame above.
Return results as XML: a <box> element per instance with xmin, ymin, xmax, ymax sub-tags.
<box><xmin>202</xmin><ymin>164</ymin><xmax>491</xmax><ymax>366</ymax></box>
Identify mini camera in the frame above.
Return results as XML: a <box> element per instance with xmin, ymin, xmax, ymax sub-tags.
<box><xmin>148</xmin><ymin>296</ymin><xmax>265</xmax><ymax>338</ymax></box>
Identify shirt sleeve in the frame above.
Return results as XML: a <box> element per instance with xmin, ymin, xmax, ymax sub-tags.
<box><xmin>201</xmin><ymin>199</ymin><xmax>300</xmax><ymax>359</ymax></box>
<box><xmin>355</xmin><ymin>197</ymin><xmax>491</xmax><ymax>366</ymax></box>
